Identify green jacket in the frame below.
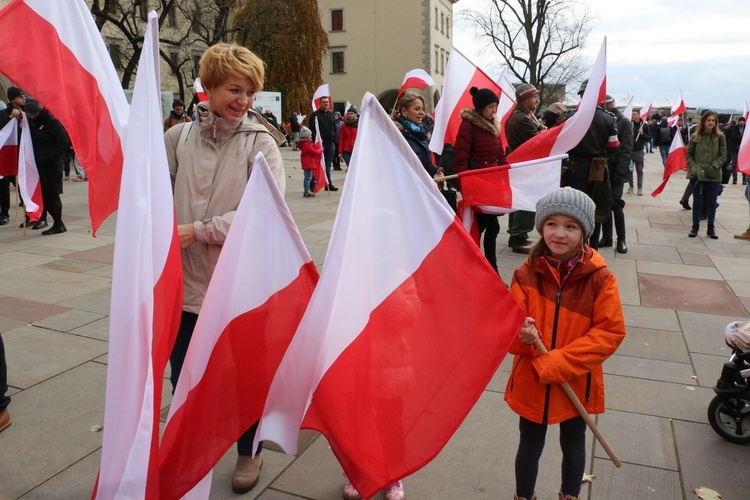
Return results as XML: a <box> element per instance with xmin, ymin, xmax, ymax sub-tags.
<box><xmin>686</xmin><ymin>133</ymin><xmax>727</xmax><ymax>182</ymax></box>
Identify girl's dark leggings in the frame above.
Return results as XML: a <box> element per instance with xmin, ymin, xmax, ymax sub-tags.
<box><xmin>514</xmin><ymin>416</ymin><xmax>587</xmax><ymax>498</ymax></box>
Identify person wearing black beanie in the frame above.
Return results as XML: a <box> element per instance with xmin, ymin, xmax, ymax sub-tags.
<box><xmin>0</xmin><ymin>86</ymin><xmax>26</xmax><ymax>226</ymax></box>
<box><xmin>453</xmin><ymin>86</ymin><xmax>505</xmax><ymax>273</ymax></box>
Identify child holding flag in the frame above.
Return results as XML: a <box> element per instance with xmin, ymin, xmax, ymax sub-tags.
<box><xmin>505</xmin><ymin>187</ymin><xmax>626</xmax><ymax>500</ymax></box>
<box><xmin>298</xmin><ymin>126</ymin><xmax>322</xmax><ymax>197</ymax></box>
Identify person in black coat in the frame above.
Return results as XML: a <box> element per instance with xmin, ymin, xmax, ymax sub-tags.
<box><xmin>25</xmin><ymin>99</ymin><xmax>69</xmax><ymax>234</ymax></box>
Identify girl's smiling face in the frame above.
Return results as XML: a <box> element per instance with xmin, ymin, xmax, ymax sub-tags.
<box><xmin>206</xmin><ymin>74</ymin><xmax>256</xmax><ymax>123</ymax></box>
<box><xmin>542</xmin><ymin>214</ymin><xmax>584</xmax><ymax>262</ymax></box>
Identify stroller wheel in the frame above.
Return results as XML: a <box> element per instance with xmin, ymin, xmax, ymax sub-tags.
<box><xmin>707</xmin><ymin>395</ymin><xmax>750</xmax><ymax>444</ymax></box>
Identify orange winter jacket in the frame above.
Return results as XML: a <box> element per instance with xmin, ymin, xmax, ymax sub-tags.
<box><xmin>504</xmin><ymin>247</ymin><xmax>625</xmax><ymax>425</ymax></box>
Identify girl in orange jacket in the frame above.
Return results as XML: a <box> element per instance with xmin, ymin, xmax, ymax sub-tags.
<box><xmin>505</xmin><ymin>187</ymin><xmax>626</xmax><ymax>500</ymax></box>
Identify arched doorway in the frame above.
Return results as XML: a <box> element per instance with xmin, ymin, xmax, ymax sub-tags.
<box><xmin>377</xmin><ymin>89</ymin><xmax>399</xmax><ymax>114</ymax></box>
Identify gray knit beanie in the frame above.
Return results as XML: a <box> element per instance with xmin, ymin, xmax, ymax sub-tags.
<box><xmin>299</xmin><ymin>126</ymin><xmax>312</xmax><ymax>139</ymax></box>
<box><xmin>535</xmin><ymin>187</ymin><xmax>596</xmax><ymax>241</ymax></box>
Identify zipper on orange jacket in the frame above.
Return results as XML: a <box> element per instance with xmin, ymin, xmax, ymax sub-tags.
<box><xmin>542</xmin><ymin>286</ymin><xmax>563</xmax><ymax>425</ymax></box>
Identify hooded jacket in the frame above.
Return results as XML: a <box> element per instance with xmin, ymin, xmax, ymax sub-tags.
<box><xmin>505</xmin><ymin>247</ymin><xmax>626</xmax><ymax>424</ymax></box>
<box><xmin>686</xmin><ymin>132</ymin><xmax>727</xmax><ymax>183</ymax></box>
<box><xmin>453</xmin><ymin>108</ymin><xmax>505</xmax><ymax>173</ymax></box>
<box><xmin>164</xmin><ymin>103</ymin><xmax>286</xmax><ymax>313</ymax></box>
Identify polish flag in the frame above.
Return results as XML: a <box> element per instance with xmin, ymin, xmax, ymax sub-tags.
<box><xmin>254</xmin><ymin>93</ymin><xmax>526</xmax><ymax>499</ymax></box>
<box><xmin>312</xmin><ymin>83</ymin><xmax>331</xmax><ymax>112</ymax></box>
<box><xmin>667</xmin><ymin>114</ymin><xmax>680</xmax><ymax>127</ymax></box>
<box><xmin>93</xmin><ymin>12</ymin><xmax>182</xmax><ymax>499</ymax></box>
<box><xmin>296</xmin><ymin>114</ymin><xmax>306</xmax><ymax>125</ymax></box>
<box><xmin>640</xmin><ymin>95</ymin><xmax>656</xmax><ymax>121</ymax></box>
<box><xmin>18</xmin><ymin>112</ymin><xmax>43</xmax><ymax>222</ymax></box>
<box><xmin>194</xmin><ymin>78</ymin><xmax>208</xmax><ymax>102</ymax></box>
<box><xmin>651</xmin><ymin>131</ymin><xmax>687</xmax><ymax>197</ymax></box>
<box><xmin>497</xmin><ymin>68</ymin><xmax>517</xmax><ymax>151</ymax></box>
<box><xmin>429</xmin><ymin>48</ymin><xmax>502</xmax><ymax>154</ymax></box>
<box><xmin>459</xmin><ymin>155</ymin><xmax>565</xmax><ymax>216</ymax></box>
<box><xmin>737</xmin><ymin>117</ymin><xmax>750</xmax><ymax>176</ymax></box>
<box><xmin>743</xmin><ymin>102</ymin><xmax>749</xmax><ymax>123</ymax></box>
<box><xmin>505</xmin><ymin>37</ymin><xmax>612</xmax><ymax>164</ymax></box>
<box><xmin>622</xmin><ymin>96</ymin><xmax>635</xmax><ymax>121</ymax></box>
<box><xmin>312</xmin><ymin>116</ymin><xmax>329</xmax><ymax>193</ymax></box>
<box><xmin>671</xmin><ymin>90</ymin><xmax>686</xmax><ymax>116</ymax></box>
<box><xmin>397</xmin><ymin>68</ymin><xmax>436</xmax><ymax>98</ymax></box>
<box><xmin>158</xmin><ymin>152</ymin><xmax>319</xmax><ymax>498</ymax></box>
<box><xmin>0</xmin><ymin>118</ymin><xmax>18</xmax><ymax>177</ymax></box>
<box><xmin>0</xmin><ymin>0</ymin><xmax>130</xmax><ymax>235</ymax></box>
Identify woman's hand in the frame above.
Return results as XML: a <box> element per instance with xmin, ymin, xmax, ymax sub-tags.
<box><xmin>518</xmin><ymin>317</ymin><xmax>540</xmax><ymax>345</ymax></box>
<box><xmin>178</xmin><ymin>223</ymin><xmax>196</xmax><ymax>248</ymax></box>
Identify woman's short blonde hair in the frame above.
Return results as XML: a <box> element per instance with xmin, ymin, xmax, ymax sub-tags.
<box><xmin>394</xmin><ymin>92</ymin><xmax>425</xmax><ymax>118</ymax></box>
<box><xmin>198</xmin><ymin>43</ymin><xmax>265</xmax><ymax>91</ymax></box>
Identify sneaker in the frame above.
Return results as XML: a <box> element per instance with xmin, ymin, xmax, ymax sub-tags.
<box><xmin>303</xmin><ymin>191</ymin><xmax>310</xmax><ymax>198</ymax></box>
<box><xmin>626</xmin><ymin>187</ymin><xmax>633</xmax><ymax>195</ymax></box>
<box><xmin>637</xmin><ymin>188</ymin><xmax>643</xmax><ymax>196</ymax></box>
<box><xmin>385</xmin><ymin>481</ymin><xmax>404</xmax><ymax>500</ymax></box>
<box><xmin>342</xmin><ymin>479</ymin><xmax>362</xmax><ymax>500</ymax></box>
<box><xmin>0</xmin><ymin>214</ymin><xmax>9</xmax><ymax>225</ymax></box>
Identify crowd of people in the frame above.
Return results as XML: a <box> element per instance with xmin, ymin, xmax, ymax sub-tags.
<box><xmin>3</xmin><ymin>38</ymin><xmax>748</xmax><ymax>500</ymax></box>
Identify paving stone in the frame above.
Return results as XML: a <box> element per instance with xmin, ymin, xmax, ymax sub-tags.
<box><xmin>40</xmin><ymin>257</ymin><xmax>106</xmax><ymax>274</ymax></box>
<box><xmin>639</xmin><ymin>273</ymin><xmax>746</xmax><ymax>316</ymax></box>
<box><xmin>621</xmin><ymin>304</ymin><xmax>680</xmax><ymax>332</ymax></box>
<box><xmin>711</xmin><ymin>254</ymin><xmax>750</xmax><ymax>282</ymax></box>
<box><xmin>32</xmin><ymin>309</ymin><xmax>106</xmax><ymax>333</ymax></box>
<box><xmin>636</xmin><ymin>261</ymin><xmax>722</xmax><ymax>280</ymax></box>
<box><xmin>678</xmin><ymin>252</ymin><xmax>714</xmax><ymax>266</ymax></box>
<box><xmin>22</xmin><ymin>246</ymin><xmax>74</xmax><ymax>257</ymax></box>
<box><xmin>589</xmin><ymin>458</ymin><xmax>682</xmax><ymax>500</ymax></box>
<box><xmin>725</xmin><ymin>279</ymin><xmax>750</xmax><ymax>299</ymax></box>
<box><xmin>605</xmin><ymin>258</ymin><xmax>639</xmax><ymax>305</ymax></box>
<box><xmin>4</xmin><ymin>325</ymin><xmax>108</xmax><ymax>388</ymax></box>
<box><xmin>604</xmin><ymin>374</ymin><xmax>714</xmax><ymax>423</ymax></box>
<box><xmin>0</xmin><ymin>251</ymin><xmax>59</xmax><ymax>274</ymax></box>
<box><xmin>0</xmin><ymin>316</ymin><xmax>27</xmax><ymax>334</ymax></box>
<box><xmin>604</xmin><ymin>354</ymin><xmax>696</xmax><ymax>385</ymax></box>
<box><xmin>614</xmin><ymin>327</ymin><xmax>690</xmax><ymax>363</ymax></box>
<box><xmin>594</xmin><ymin>410</ymin><xmax>677</xmax><ymax>470</ymax></box>
<box><xmin>690</xmin><ymin>352</ymin><xmax>727</xmax><ymax>388</ymax></box>
<box><xmin>68</xmin><ymin>316</ymin><xmax>110</xmax><ymax>342</ymax></box>
<box><xmin>485</xmin><ymin>355</ymin><xmax>512</xmax><ymax>394</ymax></box>
<box><xmin>18</xmin><ymin>451</ymin><xmax>101</xmax><ymax>499</ymax></box>
<box><xmin>63</xmin><ymin>244</ymin><xmax>115</xmax><ymax>264</ymax></box>
<box><xmin>0</xmin><ymin>296</ymin><xmax>70</xmax><ymax>323</ymax></box>
<box><xmin>0</xmin><ymin>267</ymin><xmax>111</xmax><ymax>305</ymax></box>
<box><xmin>673</xmin><ymin>420</ymin><xmax>748</xmax><ymax>500</ymax></box>
<box><xmin>56</xmin><ymin>287</ymin><xmax>113</xmax><ymax>315</ymax></box>
<box><xmin>678</xmin><ymin>310</ymin><xmax>740</xmax><ymax>356</ymax></box>
<box><xmin>84</xmin><ymin>264</ymin><xmax>113</xmax><ymax>278</ymax></box>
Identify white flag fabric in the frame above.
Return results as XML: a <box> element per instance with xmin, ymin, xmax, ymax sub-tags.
<box><xmin>640</xmin><ymin>95</ymin><xmax>656</xmax><ymax>121</ymax></box>
<box><xmin>623</xmin><ymin>96</ymin><xmax>635</xmax><ymax>120</ymax></box>
<box><xmin>312</xmin><ymin>83</ymin><xmax>330</xmax><ymax>112</ymax></box>
<box><xmin>95</xmin><ymin>11</ymin><xmax>182</xmax><ymax>499</ymax></box>
<box><xmin>18</xmin><ymin>112</ymin><xmax>43</xmax><ymax>220</ymax></box>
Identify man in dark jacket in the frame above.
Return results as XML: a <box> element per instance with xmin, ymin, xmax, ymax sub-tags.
<box><xmin>505</xmin><ymin>83</ymin><xmax>545</xmax><ymax>253</ymax></box>
<box><xmin>728</xmin><ymin>117</ymin><xmax>746</xmax><ymax>184</ymax></box>
<box><xmin>599</xmin><ymin>97</ymin><xmax>632</xmax><ymax>253</ymax></box>
<box><xmin>25</xmin><ymin>99</ymin><xmax>69</xmax><ymax>234</ymax></box>
<box><xmin>628</xmin><ymin>109</ymin><xmax>650</xmax><ymax>196</ymax></box>
<box><xmin>0</xmin><ymin>86</ymin><xmax>25</xmax><ymax>226</ymax></box>
<box><xmin>309</xmin><ymin>96</ymin><xmax>338</xmax><ymax>191</ymax></box>
<box><xmin>565</xmin><ymin>81</ymin><xmax>620</xmax><ymax>249</ymax></box>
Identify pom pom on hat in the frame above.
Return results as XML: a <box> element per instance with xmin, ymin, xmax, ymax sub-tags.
<box><xmin>470</xmin><ymin>86</ymin><xmax>499</xmax><ymax>111</ymax></box>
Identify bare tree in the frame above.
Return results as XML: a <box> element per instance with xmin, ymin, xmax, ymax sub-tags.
<box><xmin>90</xmin><ymin>0</ymin><xmax>239</xmax><ymax>99</ymax></box>
<box><xmin>461</xmin><ymin>0</ymin><xmax>592</xmax><ymax>106</ymax></box>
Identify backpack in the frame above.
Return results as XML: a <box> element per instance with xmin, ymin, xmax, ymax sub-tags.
<box><xmin>659</xmin><ymin>126</ymin><xmax>672</xmax><ymax>145</ymax></box>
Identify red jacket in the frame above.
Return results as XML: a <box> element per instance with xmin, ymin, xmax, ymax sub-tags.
<box><xmin>338</xmin><ymin>122</ymin><xmax>358</xmax><ymax>154</ymax></box>
<box><xmin>504</xmin><ymin>247</ymin><xmax>626</xmax><ymax>424</ymax></box>
<box><xmin>453</xmin><ymin>108</ymin><xmax>506</xmax><ymax>173</ymax></box>
<box><xmin>298</xmin><ymin>140</ymin><xmax>323</xmax><ymax>171</ymax></box>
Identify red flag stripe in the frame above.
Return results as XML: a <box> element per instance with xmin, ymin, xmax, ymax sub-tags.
<box><xmin>159</xmin><ymin>262</ymin><xmax>318</xmax><ymax>499</ymax></box>
<box><xmin>0</xmin><ymin>0</ymin><xmax>127</xmax><ymax>235</ymax></box>
<box><xmin>302</xmin><ymin>222</ymin><xmax>523</xmax><ymax>499</ymax></box>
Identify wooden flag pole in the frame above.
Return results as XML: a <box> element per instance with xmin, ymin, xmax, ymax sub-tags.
<box><xmin>533</xmin><ymin>338</ymin><xmax>622</xmax><ymax>468</ymax></box>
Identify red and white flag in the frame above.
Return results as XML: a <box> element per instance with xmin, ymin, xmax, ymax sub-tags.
<box><xmin>194</xmin><ymin>78</ymin><xmax>208</xmax><ymax>102</ymax></box>
<box><xmin>458</xmin><ymin>155</ymin><xmax>565</xmax><ymax>216</ymax></box>
<box><xmin>497</xmin><ymin>68</ymin><xmax>517</xmax><ymax>151</ymax></box>
<box><xmin>743</xmin><ymin>101</ymin><xmax>749</xmax><ymax>123</ymax></box>
<box><xmin>93</xmin><ymin>12</ymin><xmax>182</xmax><ymax>499</ymax></box>
<box><xmin>671</xmin><ymin>90</ymin><xmax>686</xmax><ymax>116</ymax></box>
<box><xmin>158</xmin><ymin>152</ymin><xmax>318</xmax><ymax>498</ymax></box>
<box><xmin>296</xmin><ymin>114</ymin><xmax>306</xmax><ymax>125</ymax></box>
<box><xmin>737</xmin><ymin>117</ymin><xmax>750</xmax><ymax>176</ymax></box>
<box><xmin>640</xmin><ymin>95</ymin><xmax>656</xmax><ymax>121</ymax></box>
<box><xmin>429</xmin><ymin>48</ymin><xmax>502</xmax><ymax>154</ymax></box>
<box><xmin>667</xmin><ymin>114</ymin><xmax>680</xmax><ymax>127</ymax></box>
<box><xmin>622</xmin><ymin>96</ymin><xmax>635</xmax><ymax>120</ymax></box>
<box><xmin>0</xmin><ymin>118</ymin><xmax>18</xmax><ymax>177</ymax></box>
<box><xmin>312</xmin><ymin>83</ymin><xmax>330</xmax><ymax>112</ymax></box>
<box><xmin>312</xmin><ymin>116</ymin><xmax>329</xmax><ymax>193</ymax></box>
<box><xmin>651</xmin><ymin>131</ymin><xmax>687</xmax><ymax>197</ymax></box>
<box><xmin>18</xmin><ymin>112</ymin><xmax>43</xmax><ymax>222</ymax></box>
<box><xmin>505</xmin><ymin>37</ymin><xmax>611</xmax><ymax>164</ymax></box>
<box><xmin>254</xmin><ymin>93</ymin><xmax>525</xmax><ymax>499</ymax></box>
<box><xmin>0</xmin><ymin>0</ymin><xmax>130</xmax><ymax>235</ymax></box>
<box><xmin>397</xmin><ymin>68</ymin><xmax>436</xmax><ymax>98</ymax></box>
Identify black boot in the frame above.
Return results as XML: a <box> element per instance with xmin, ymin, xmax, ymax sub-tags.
<box><xmin>589</xmin><ymin>223</ymin><xmax>601</xmax><ymax>250</ymax></box>
<box><xmin>707</xmin><ymin>225</ymin><xmax>718</xmax><ymax>240</ymax></box>
<box><xmin>598</xmin><ymin>215</ymin><xmax>613</xmax><ymax>248</ymax></box>
<box><xmin>689</xmin><ymin>224</ymin><xmax>699</xmax><ymax>238</ymax></box>
<box><xmin>614</xmin><ymin>211</ymin><xmax>627</xmax><ymax>253</ymax></box>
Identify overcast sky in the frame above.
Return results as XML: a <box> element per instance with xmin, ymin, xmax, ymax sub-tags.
<box><xmin>453</xmin><ymin>0</ymin><xmax>750</xmax><ymax>111</ymax></box>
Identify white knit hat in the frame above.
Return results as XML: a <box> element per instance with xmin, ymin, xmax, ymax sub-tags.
<box><xmin>535</xmin><ymin>187</ymin><xmax>596</xmax><ymax>240</ymax></box>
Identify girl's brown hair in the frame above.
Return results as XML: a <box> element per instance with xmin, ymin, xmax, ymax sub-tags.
<box><xmin>693</xmin><ymin>109</ymin><xmax>721</xmax><ymax>144</ymax></box>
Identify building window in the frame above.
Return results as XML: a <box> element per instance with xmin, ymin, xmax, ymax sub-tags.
<box><xmin>446</xmin><ymin>51</ymin><xmax>450</xmax><ymax>68</ymax></box>
<box><xmin>440</xmin><ymin>12</ymin><xmax>444</xmax><ymax>34</ymax></box>
<box><xmin>447</xmin><ymin>16</ymin><xmax>451</xmax><ymax>39</ymax></box>
<box><xmin>435</xmin><ymin>45</ymin><xmax>439</xmax><ymax>73</ymax></box>
<box><xmin>331</xmin><ymin>48</ymin><xmax>345</xmax><ymax>73</ymax></box>
<box><xmin>440</xmin><ymin>49</ymin><xmax>445</xmax><ymax>75</ymax></box>
<box><xmin>107</xmin><ymin>39</ymin><xmax>124</xmax><ymax>70</ymax></box>
<box><xmin>331</xmin><ymin>9</ymin><xmax>344</xmax><ymax>31</ymax></box>
<box><xmin>435</xmin><ymin>7</ymin><xmax>438</xmax><ymax>29</ymax></box>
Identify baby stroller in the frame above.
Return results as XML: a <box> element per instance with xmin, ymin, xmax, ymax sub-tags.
<box><xmin>707</xmin><ymin>321</ymin><xmax>750</xmax><ymax>444</ymax></box>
